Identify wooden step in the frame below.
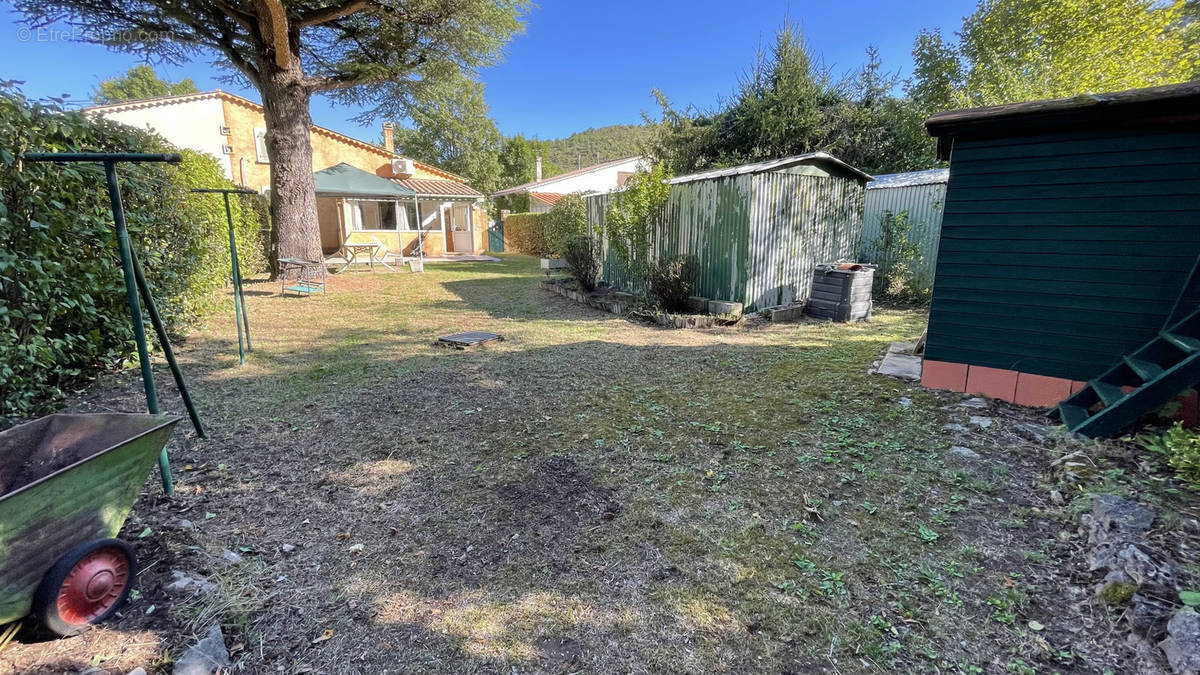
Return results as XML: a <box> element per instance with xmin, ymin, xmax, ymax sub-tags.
<box><xmin>1162</xmin><ymin>332</ymin><xmax>1200</xmax><ymax>352</ymax></box>
<box><xmin>1091</xmin><ymin>381</ymin><xmax>1127</xmax><ymax>406</ymax></box>
<box><xmin>1058</xmin><ymin>404</ymin><xmax>1090</xmax><ymax>430</ymax></box>
<box><xmin>1124</xmin><ymin>357</ymin><xmax>1165</xmax><ymax>382</ymax></box>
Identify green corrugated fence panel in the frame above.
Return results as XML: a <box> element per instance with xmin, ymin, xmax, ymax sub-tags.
<box><xmin>588</xmin><ymin>171</ymin><xmax>865</xmax><ymax>311</ymax></box>
<box><xmin>860</xmin><ymin>182</ymin><xmax>946</xmax><ymax>291</ymax></box>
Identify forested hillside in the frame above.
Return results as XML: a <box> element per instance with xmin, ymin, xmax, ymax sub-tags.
<box><xmin>541</xmin><ymin>124</ymin><xmax>650</xmax><ymax>171</ymax></box>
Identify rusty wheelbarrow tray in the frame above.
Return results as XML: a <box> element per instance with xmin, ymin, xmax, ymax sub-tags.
<box><xmin>0</xmin><ymin>413</ymin><xmax>178</xmax><ymax>634</ymax></box>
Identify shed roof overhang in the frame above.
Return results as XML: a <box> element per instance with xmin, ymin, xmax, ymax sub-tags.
<box><xmin>925</xmin><ymin>80</ymin><xmax>1200</xmax><ymax>161</ymax></box>
<box><xmin>668</xmin><ymin>152</ymin><xmax>873</xmax><ymax>185</ymax></box>
<box><xmin>313</xmin><ymin>163</ymin><xmax>416</xmax><ymax>198</ymax></box>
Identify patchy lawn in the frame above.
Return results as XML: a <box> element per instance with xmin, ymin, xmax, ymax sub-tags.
<box><xmin>3</xmin><ymin>254</ymin><xmax>1197</xmax><ymax>674</ymax></box>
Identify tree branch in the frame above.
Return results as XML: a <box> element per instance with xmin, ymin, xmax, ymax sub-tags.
<box><xmin>297</xmin><ymin>0</ymin><xmax>370</xmax><ymax>28</ymax></box>
<box><xmin>250</xmin><ymin>0</ymin><xmax>292</xmax><ymax>69</ymax></box>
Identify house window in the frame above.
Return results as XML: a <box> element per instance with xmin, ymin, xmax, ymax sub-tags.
<box><xmin>399</xmin><ymin>202</ymin><xmax>420</xmax><ymax>231</ymax></box>
<box><xmin>416</xmin><ymin>201</ymin><xmax>444</xmax><ymax>231</ymax></box>
<box><xmin>449</xmin><ymin>202</ymin><xmax>471</xmax><ymax>231</ymax></box>
<box><xmin>347</xmin><ymin>200</ymin><xmax>398</xmax><ymax>231</ymax></box>
<box><xmin>254</xmin><ymin>128</ymin><xmax>269</xmax><ymax>163</ymax></box>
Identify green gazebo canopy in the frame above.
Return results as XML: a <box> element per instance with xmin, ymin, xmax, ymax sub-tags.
<box><xmin>313</xmin><ymin>163</ymin><xmax>415</xmax><ymax>198</ymax></box>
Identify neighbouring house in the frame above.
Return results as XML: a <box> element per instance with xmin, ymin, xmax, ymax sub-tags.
<box><xmin>920</xmin><ymin>81</ymin><xmax>1200</xmax><ymax>432</ymax></box>
<box><xmin>858</xmin><ymin>168</ymin><xmax>948</xmax><ymax>292</ymax></box>
<box><xmin>586</xmin><ymin>152</ymin><xmax>872</xmax><ymax>311</ymax></box>
<box><xmin>492</xmin><ymin>156</ymin><xmax>647</xmax><ymax>212</ymax></box>
<box><xmin>85</xmin><ymin>90</ymin><xmax>487</xmax><ymax>256</ymax></box>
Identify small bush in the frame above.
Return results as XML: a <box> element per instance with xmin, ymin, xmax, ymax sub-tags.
<box><xmin>869</xmin><ymin>210</ymin><xmax>929</xmax><ymax>303</ymax></box>
<box><xmin>545</xmin><ymin>193</ymin><xmax>587</xmax><ymax>257</ymax></box>
<box><xmin>503</xmin><ymin>212</ymin><xmax>553</xmax><ymax>257</ymax></box>
<box><xmin>1142</xmin><ymin>422</ymin><xmax>1200</xmax><ymax>490</ymax></box>
<box><xmin>647</xmin><ymin>255</ymin><xmax>697</xmax><ymax>312</ymax></box>
<box><xmin>564</xmin><ymin>234</ymin><xmax>602</xmax><ymax>291</ymax></box>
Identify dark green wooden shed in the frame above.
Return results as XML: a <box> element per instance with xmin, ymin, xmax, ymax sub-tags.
<box><xmin>920</xmin><ymin>81</ymin><xmax>1200</xmax><ymax>436</ymax></box>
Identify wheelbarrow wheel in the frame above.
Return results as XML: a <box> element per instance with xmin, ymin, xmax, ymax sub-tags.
<box><xmin>32</xmin><ymin>539</ymin><xmax>136</xmax><ymax>637</ymax></box>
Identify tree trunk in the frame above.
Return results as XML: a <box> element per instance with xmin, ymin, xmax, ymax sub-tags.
<box><xmin>259</xmin><ymin>65</ymin><xmax>322</xmax><ymax>264</ymax></box>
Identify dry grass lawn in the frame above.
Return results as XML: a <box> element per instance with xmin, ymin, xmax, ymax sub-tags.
<box><xmin>2</xmin><ymin>254</ymin><xmax>1197</xmax><ymax>674</ymax></box>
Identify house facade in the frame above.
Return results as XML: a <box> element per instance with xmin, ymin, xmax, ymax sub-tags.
<box><xmin>493</xmin><ymin>156</ymin><xmax>647</xmax><ymax>209</ymax></box>
<box><xmin>86</xmin><ymin>91</ymin><xmax>486</xmax><ymax>256</ymax></box>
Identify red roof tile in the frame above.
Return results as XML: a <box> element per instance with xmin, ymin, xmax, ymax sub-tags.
<box><xmin>529</xmin><ymin>192</ymin><xmax>565</xmax><ymax>207</ymax></box>
<box><xmin>392</xmin><ymin>178</ymin><xmax>482</xmax><ymax>198</ymax></box>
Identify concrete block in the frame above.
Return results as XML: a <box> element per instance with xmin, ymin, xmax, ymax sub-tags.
<box><xmin>540</xmin><ymin>258</ymin><xmax>567</xmax><ymax>270</ymax></box>
<box><xmin>708</xmin><ymin>300</ymin><xmax>743</xmax><ymax>316</ymax></box>
<box><xmin>686</xmin><ymin>296</ymin><xmax>710</xmax><ymax>313</ymax></box>
<box><xmin>769</xmin><ymin>304</ymin><xmax>806</xmax><ymax>322</ymax></box>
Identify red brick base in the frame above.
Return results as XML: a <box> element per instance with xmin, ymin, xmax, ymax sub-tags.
<box><xmin>920</xmin><ymin>359</ymin><xmax>1200</xmax><ymax>423</ymax></box>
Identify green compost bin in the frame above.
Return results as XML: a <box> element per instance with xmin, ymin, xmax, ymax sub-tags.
<box><xmin>0</xmin><ymin>413</ymin><xmax>178</xmax><ymax>630</ymax></box>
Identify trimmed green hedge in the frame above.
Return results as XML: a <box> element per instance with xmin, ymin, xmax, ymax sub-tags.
<box><xmin>503</xmin><ymin>212</ymin><xmax>553</xmax><ymax>257</ymax></box>
<box><xmin>503</xmin><ymin>194</ymin><xmax>589</xmax><ymax>258</ymax></box>
<box><xmin>0</xmin><ymin>86</ymin><xmax>267</xmax><ymax>417</ymax></box>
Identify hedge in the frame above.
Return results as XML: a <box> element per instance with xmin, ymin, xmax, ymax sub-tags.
<box><xmin>0</xmin><ymin>85</ymin><xmax>267</xmax><ymax>418</ymax></box>
<box><xmin>503</xmin><ymin>212</ymin><xmax>553</xmax><ymax>257</ymax></box>
<box><xmin>502</xmin><ymin>194</ymin><xmax>589</xmax><ymax>258</ymax></box>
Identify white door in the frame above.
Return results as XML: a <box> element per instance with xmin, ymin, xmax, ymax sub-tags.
<box><xmin>450</xmin><ymin>202</ymin><xmax>472</xmax><ymax>253</ymax></box>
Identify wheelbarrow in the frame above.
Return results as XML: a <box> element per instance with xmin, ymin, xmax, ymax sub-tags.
<box><xmin>0</xmin><ymin>413</ymin><xmax>179</xmax><ymax>636</ymax></box>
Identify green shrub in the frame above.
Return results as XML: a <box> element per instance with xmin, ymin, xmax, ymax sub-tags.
<box><xmin>647</xmin><ymin>255</ymin><xmax>697</xmax><ymax>312</ymax></box>
<box><xmin>544</xmin><ymin>193</ymin><xmax>588</xmax><ymax>257</ymax></box>
<box><xmin>503</xmin><ymin>212</ymin><xmax>554</xmax><ymax>257</ymax></box>
<box><xmin>564</xmin><ymin>234</ymin><xmax>602</xmax><ymax>291</ymax></box>
<box><xmin>491</xmin><ymin>192</ymin><xmax>530</xmax><ymax>224</ymax></box>
<box><xmin>1142</xmin><ymin>422</ymin><xmax>1200</xmax><ymax>490</ymax></box>
<box><xmin>604</xmin><ymin>163</ymin><xmax>671</xmax><ymax>292</ymax></box>
<box><xmin>0</xmin><ymin>85</ymin><xmax>267</xmax><ymax>417</ymax></box>
<box><xmin>869</xmin><ymin>210</ymin><xmax>929</xmax><ymax>303</ymax></box>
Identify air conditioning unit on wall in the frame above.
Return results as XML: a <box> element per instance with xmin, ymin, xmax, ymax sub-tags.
<box><xmin>391</xmin><ymin>157</ymin><xmax>415</xmax><ymax>178</ymax></box>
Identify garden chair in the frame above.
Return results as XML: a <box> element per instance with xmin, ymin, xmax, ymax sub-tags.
<box><xmin>368</xmin><ymin>235</ymin><xmax>398</xmax><ymax>272</ymax></box>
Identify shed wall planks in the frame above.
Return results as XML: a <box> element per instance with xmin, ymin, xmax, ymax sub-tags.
<box><xmin>924</xmin><ymin>126</ymin><xmax>1200</xmax><ymax>381</ymax></box>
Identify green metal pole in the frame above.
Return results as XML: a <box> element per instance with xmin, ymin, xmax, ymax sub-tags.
<box><xmin>130</xmin><ymin>249</ymin><xmax>207</xmax><ymax>441</ymax></box>
<box><xmin>223</xmin><ymin>193</ymin><xmax>248</xmax><ymax>364</ymax></box>
<box><xmin>104</xmin><ymin>162</ymin><xmax>173</xmax><ymax>495</ymax></box>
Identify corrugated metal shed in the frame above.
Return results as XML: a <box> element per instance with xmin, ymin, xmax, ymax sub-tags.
<box><xmin>859</xmin><ymin>169</ymin><xmax>948</xmax><ymax>291</ymax></box>
<box><xmin>587</xmin><ymin>154</ymin><xmax>869</xmax><ymax>311</ymax></box>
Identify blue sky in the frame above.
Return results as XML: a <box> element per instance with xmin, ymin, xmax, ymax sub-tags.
<box><xmin>1</xmin><ymin>1</ymin><xmax>974</xmax><ymax>142</ymax></box>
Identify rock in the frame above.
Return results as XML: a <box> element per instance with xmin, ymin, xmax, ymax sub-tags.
<box><xmin>944</xmin><ymin>423</ymin><xmax>968</xmax><ymax>433</ymax></box>
<box><xmin>1117</xmin><ymin>544</ymin><xmax>1176</xmax><ymax>587</ymax></box>
<box><xmin>1088</xmin><ymin>495</ymin><xmax>1156</xmax><ymax>571</ymax></box>
<box><xmin>898</xmin><ymin>397</ymin><xmax>912</xmax><ymax>408</ymax></box>
<box><xmin>1050</xmin><ymin>489</ymin><xmax>1065</xmax><ymax>506</ymax></box>
<box><xmin>127</xmin><ymin>669</ymin><xmax>147</xmax><ymax>675</ymax></box>
<box><xmin>950</xmin><ymin>446</ymin><xmax>981</xmax><ymax>460</ymax></box>
<box><xmin>1013</xmin><ymin>422</ymin><xmax>1053</xmax><ymax>444</ymax></box>
<box><xmin>281</xmin><ymin>543</ymin><xmax>298</xmax><ymax>555</ymax></box>
<box><xmin>173</xmin><ymin>624</ymin><xmax>230</xmax><ymax>675</ymax></box>
<box><xmin>1161</xmin><ymin>609</ymin><xmax>1200</xmax><ymax>674</ymax></box>
<box><xmin>969</xmin><ymin>416</ymin><xmax>993</xmax><ymax>429</ymax></box>
<box><xmin>164</xmin><ymin>570</ymin><xmax>216</xmax><ymax>596</ymax></box>
<box><xmin>77</xmin><ymin>669</ymin><xmax>109</xmax><ymax>675</ymax></box>
<box><xmin>221</xmin><ymin>549</ymin><xmax>243</xmax><ymax>564</ymax></box>
<box><xmin>960</xmin><ymin>397</ymin><xmax>989</xmax><ymax>408</ymax></box>
<box><xmin>177</xmin><ymin>519</ymin><xmax>195</xmax><ymax>531</ymax></box>
<box><xmin>1130</xmin><ymin>587</ymin><xmax>1177</xmax><ymax>641</ymax></box>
